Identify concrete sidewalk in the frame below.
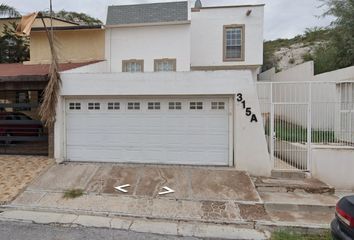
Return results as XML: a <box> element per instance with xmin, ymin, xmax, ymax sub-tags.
<box><xmin>0</xmin><ymin>155</ymin><xmax>54</xmax><ymax>205</ymax></box>
<box><xmin>0</xmin><ymin>210</ymin><xmax>270</xmax><ymax>240</ymax></box>
<box><xmin>2</xmin><ymin>162</ymin><xmax>340</xmax><ymax>239</ymax></box>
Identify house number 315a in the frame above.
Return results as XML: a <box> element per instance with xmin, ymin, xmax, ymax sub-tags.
<box><xmin>236</xmin><ymin>93</ymin><xmax>258</xmax><ymax>123</ymax></box>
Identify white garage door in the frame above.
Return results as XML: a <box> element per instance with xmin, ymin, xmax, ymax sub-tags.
<box><xmin>65</xmin><ymin>97</ymin><xmax>232</xmax><ymax>166</ymax></box>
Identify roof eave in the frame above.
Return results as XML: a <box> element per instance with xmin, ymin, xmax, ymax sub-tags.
<box><xmin>31</xmin><ymin>25</ymin><xmax>103</xmax><ymax>32</ymax></box>
<box><xmin>0</xmin><ymin>16</ymin><xmax>80</xmax><ymax>26</ymax></box>
<box><xmin>197</xmin><ymin>4</ymin><xmax>265</xmax><ymax>10</ymax></box>
<box><xmin>105</xmin><ymin>20</ymin><xmax>191</xmax><ymax>28</ymax></box>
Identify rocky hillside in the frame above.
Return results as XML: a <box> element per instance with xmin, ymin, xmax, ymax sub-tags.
<box><xmin>263</xmin><ymin>28</ymin><xmax>330</xmax><ymax>72</ymax></box>
<box><xmin>272</xmin><ymin>42</ymin><xmax>325</xmax><ymax>71</ymax></box>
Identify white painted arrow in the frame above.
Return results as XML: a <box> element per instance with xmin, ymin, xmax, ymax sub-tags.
<box><xmin>114</xmin><ymin>184</ymin><xmax>130</xmax><ymax>193</ymax></box>
<box><xmin>158</xmin><ymin>186</ymin><xmax>175</xmax><ymax>195</ymax></box>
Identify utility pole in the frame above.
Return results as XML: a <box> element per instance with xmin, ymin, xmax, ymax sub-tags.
<box><xmin>49</xmin><ymin>0</ymin><xmax>53</xmax><ymax>42</ymax></box>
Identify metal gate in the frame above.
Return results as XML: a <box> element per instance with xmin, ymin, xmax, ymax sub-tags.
<box><xmin>257</xmin><ymin>81</ymin><xmax>354</xmax><ymax>172</ymax></box>
<box><xmin>0</xmin><ymin>90</ymin><xmax>48</xmax><ymax>155</ymax></box>
<box><xmin>273</xmin><ymin>103</ymin><xmax>310</xmax><ymax>171</ymax></box>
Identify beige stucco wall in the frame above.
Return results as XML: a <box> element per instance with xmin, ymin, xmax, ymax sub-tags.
<box><xmin>29</xmin><ymin>29</ymin><xmax>105</xmax><ymax>64</ymax></box>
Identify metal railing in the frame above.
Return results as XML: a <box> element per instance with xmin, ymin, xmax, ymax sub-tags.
<box><xmin>257</xmin><ymin>81</ymin><xmax>354</xmax><ymax>171</ymax></box>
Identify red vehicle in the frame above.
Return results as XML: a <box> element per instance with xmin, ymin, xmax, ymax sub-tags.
<box><xmin>0</xmin><ymin>112</ymin><xmax>44</xmax><ymax>144</ymax></box>
<box><xmin>331</xmin><ymin>195</ymin><xmax>354</xmax><ymax>239</ymax></box>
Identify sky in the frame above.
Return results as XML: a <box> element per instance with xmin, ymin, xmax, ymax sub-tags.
<box><xmin>2</xmin><ymin>0</ymin><xmax>334</xmax><ymax>40</ymax></box>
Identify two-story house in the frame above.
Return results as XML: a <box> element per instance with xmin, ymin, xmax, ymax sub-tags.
<box><xmin>54</xmin><ymin>1</ymin><xmax>271</xmax><ymax>176</ymax></box>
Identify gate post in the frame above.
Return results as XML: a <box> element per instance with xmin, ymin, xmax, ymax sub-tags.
<box><xmin>307</xmin><ymin>82</ymin><xmax>312</xmax><ymax>172</ymax></box>
<box><xmin>270</xmin><ymin>82</ymin><xmax>275</xmax><ymax>169</ymax></box>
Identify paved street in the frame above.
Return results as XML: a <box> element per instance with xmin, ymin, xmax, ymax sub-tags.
<box><xmin>0</xmin><ymin>221</ymin><xmax>202</xmax><ymax>240</ymax></box>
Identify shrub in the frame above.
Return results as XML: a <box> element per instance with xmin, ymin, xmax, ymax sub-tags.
<box><xmin>63</xmin><ymin>189</ymin><xmax>84</xmax><ymax>199</ymax></box>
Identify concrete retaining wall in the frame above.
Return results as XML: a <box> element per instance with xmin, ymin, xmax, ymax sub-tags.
<box><xmin>311</xmin><ymin>145</ymin><xmax>354</xmax><ymax>191</ymax></box>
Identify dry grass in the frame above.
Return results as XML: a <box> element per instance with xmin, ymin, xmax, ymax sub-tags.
<box><xmin>63</xmin><ymin>189</ymin><xmax>84</xmax><ymax>199</ymax></box>
<box><xmin>272</xmin><ymin>230</ymin><xmax>332</xmax><ymax>240</ymax></box>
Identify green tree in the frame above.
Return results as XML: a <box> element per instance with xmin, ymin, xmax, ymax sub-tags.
<box><xmin>43</xmin><ymin>10</ymin><xmax>102</xmax><ymax>25</ymax></box>
<box><xmin>312</xmin><ymin>45</ymin><xmax>339</xmax><ymax>74</ymax></box>
<box><xmin>0</xmin><ymin>4</ymin><xmax>20</xmax><ymax>17</ymax></box>
<box><xmin>320</xmin><ymin>0</ymin><xmax>354</xmax><ymax>68</ymax></box>
<box><xmin>0</xmin><ymin>22</ymin><xmax>29</xmax><ymax>63</ymax></box>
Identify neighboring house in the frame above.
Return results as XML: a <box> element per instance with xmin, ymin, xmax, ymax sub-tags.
<box><xmin>0</xmin><ymin>16</ymin><xmax>104</xmax><ymax>115</ymax></box>
<box><xmin>28</xmin><ymin>24</ymin><xmax>105</xmax><ymax>64</ymax></box>
<box><xmin>0</xmin><ymin>16</ymin><xmax>104</xmax><ymax>156</ymax></box>
<box><xmin>55</xmin><ymin>1</ymin><xmax>271</xmax><ymax>176</ymax></box>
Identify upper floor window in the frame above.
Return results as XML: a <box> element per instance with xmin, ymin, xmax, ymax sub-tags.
<box><xmin>122</xmin><ymin>60</ymin><xmax>144</xmax><ymax>72</ymax></box>
<box><xmin>154</xmin><ymin>59</ymin><xmax>176</xmax><ymax>72</ymax></box>
<box><xmin>223</xmin><ymin>25</ymin><xmax>245</xmax><ymax>61</ymax></box>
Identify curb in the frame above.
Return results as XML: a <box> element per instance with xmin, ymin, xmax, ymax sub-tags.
<box><xmin>264</xmin><ymin>202</ymin><xmax>335</xmax><ymax>213</ymax></box>
<box><xmin>0</xmin><ymin>207</ymin><xmax>332</xmax><ymax>239</ymax></box>
<box><xmin>3</xmin><ymin>204</ymin><xmax>254</xmax><ymax>227</ymax></box>
<box><xmin>0</xmin><ymin>209</ymin><xmax>270</xmax><ymax>240</ymax></box>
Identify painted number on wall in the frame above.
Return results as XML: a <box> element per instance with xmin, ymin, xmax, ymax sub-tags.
<box><xmin>236</xmin><ymin>93</ymin><xmax>258</xmax><ymax>123</ymax></box>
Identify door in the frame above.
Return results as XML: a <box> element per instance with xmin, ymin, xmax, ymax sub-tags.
<box><xmin>65</xmin><ymin>97</ymin><xmax>232</xmax><ymax>166</ymax></box>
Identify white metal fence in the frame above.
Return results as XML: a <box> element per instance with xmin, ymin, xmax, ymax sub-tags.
<box><xmin>257</xmin><ymin>81</ymin><xmax>354</xmax><ymax>171</ymax></box>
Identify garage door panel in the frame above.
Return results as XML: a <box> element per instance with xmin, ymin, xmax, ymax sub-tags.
<box><xmin>66</xmin><ymin>133</ymin><xmax>229</xmax><ymax>146</ymax></box>
<box><xmin>65</xmin><ymin>97</ymin><xmax>231</xmax><ymax>166</ymax></box>
<box><xmin>66</xmin><ymin>150</ymin><xmax>228</xmax><ymax>166</ymax></box>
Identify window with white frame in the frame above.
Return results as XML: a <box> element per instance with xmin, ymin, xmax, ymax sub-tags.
<box><xmin>190</xmin><ymin>102</ymin><xmax>203</xmax><ymax>110</ymax></box>
<box><xmin>154</xmin><ymin>59</ymin><xmax>176</xmax><ymax>72</ymax></box>
<box><xmin>128</xmin><ymin>102</ymin><xmax>140</xmax><ymax>110</ymax></box>
<box><xmin>223</xmin><ymin>25</ymin><xmax>244</xmax><ymax>61</ymax></box>
<box><xmin>108</xmin><ymin>102</ymin><xmax>120</xmax><ymax>110</ymax></box>
<box><xmin>148</xmin><ymin>102</ymin><xmax>161</xmax><ymax>110</ymax></box>
<box><xmin>169</xmin><ymin>102</ymin><xmax>182</xmax><ymax>110</ymax></box>
<box><xmin>88</xmin><ymin>102</ymin><xmax>100</xmax><ymax>110</ymax></box>
<box><xmin>211</xmin><ymin>102</ymin><xmax>225</xmax><ymax>110</ymax></box>
<box><xmin>69</xmin><ymin>102</ymin><xmax>81</xmax><ymax>110</ymax></box>
<box><xmin>122</xmin><ymin>60</ymin><xmax>144</xmax><ymax>72</ymax></box>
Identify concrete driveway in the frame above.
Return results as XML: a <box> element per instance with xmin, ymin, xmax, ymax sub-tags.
<box><xmin>7</xmin><ymin>162</ymin><xmax>338</xmax><ymax>239</ymax></box>
<box><xmin>24</xmin><ymin>163</ymin><xmax>260</xmax><ymax>201</ymax></box>
<box><xmin>12</xmin><ymin>163</ymin><xmax>263</xmax><ymax>224</ymax></box>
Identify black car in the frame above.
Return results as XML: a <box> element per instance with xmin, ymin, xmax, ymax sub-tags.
<box><xmin>331</xmin><ymin>195</ymin><xmax>354</xmax><ymax>240</ymax></box>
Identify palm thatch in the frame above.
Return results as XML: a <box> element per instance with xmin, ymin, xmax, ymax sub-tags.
<box><xmin>0</xmin><ymin>4</ymin><xmax>20</xmax><ymax>17</ymax></box>
<box><xmin>38</xmin><ymin>14</ymin><xmax>62</xmax><ymax>127</ymax></box>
